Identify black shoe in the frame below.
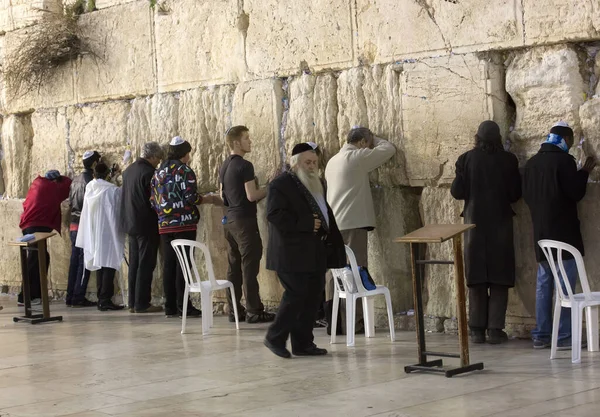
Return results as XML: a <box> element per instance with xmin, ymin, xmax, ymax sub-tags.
<box><xmin>247</xmin><ymin>311</ymin><xmax>275</xmax><ymax>323</ymax></box>
<box><xmin>487</xmin><ymin>329</ymin><xmax>508</xmax><ymax>344</ymax></box>
<box><xmin>72</xmin><ymin>299</ymin><xmax>97</xmax><ymax>308</ymax></box>
<box><xmin>264</xmin><ymin>338</ymin><xmax>291</xmax><ymax>359</ymax></box>
<box><xmin>98</xmin><ymin>301</ymin><xmax>124</xmax><ymax>311</ymax></box>
<box><xmin>180</xmin><ymin>305</ymin><xmax>201</xmax><ymax>318</ymax></box>
<box><xmin>293</xmin><ymin>344</ymin><xmax>328</xmax><ymax>356</ymax></box>
<box><xmin>229</xmin><ymin>313</ymin><xmax>246</xmax><ymax>323</ymax></box>
<box><xmin>470</xmin><ymin>329</ymin><xmax>486</xmax><ymax>344</ymax></box>
<box><xmin>165</xmin><ymin>309</ymin><xmax>178</xmax><ymax>318</ymax></box>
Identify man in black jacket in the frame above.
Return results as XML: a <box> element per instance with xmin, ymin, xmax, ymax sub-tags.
<box><xmin>524</xmin><ymin>122</ymin><xmax>596</xmax><ymax>350</ymax></box>
<box><xmin>121</xmin><ymin>142</ymin><xmax>164</xmax><ymax>313</ymax></box>
<box><xmin>66</xmin><ymin>150</ymin><xmax>101</xmax><ymax>307</ymax></box>
<box><xmin>264</xmin><ymin>143</ymin><xmax>346</xmax><ymax>358</ymax></box>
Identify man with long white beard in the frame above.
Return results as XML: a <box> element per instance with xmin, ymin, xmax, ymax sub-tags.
<box><xmin>264</xmin><ymin>143</ymin><xmax>346</xmax><ymax>358</ymax></box>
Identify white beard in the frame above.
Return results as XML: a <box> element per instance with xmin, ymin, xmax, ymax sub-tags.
<box><xmin>296</xmin><ymin>168</ymin><xmax>323</xmax><ymax>195</ymax></box>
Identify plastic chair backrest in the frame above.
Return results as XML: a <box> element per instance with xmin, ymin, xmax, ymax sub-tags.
<box><xmin>331</xmin><ymin>245</ymin><xmax>369</xmax><ymax>294</ymax></box>
<box><xmin>171</xmin><ymin>239</ymin><xmax>219</xmax><ymax>288</ymax></box>
<box><xmin>538</xmin><ymin>239</ymin><xmax>593</xmax><ymax>302</ymax></box>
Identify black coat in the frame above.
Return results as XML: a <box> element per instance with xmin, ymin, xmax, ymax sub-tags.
<box><xmin>266</xmin><ymin>172</ymin><xmax>345</xmax><ymax>274</ymax></box>
<box><xmin>120</xmin><ymin>158</ymin><xmax>158</xmax><ymax>236</ymax></box>
<box><xmin>523</xmin><ymin>144</ymin><xmax>589</xmax><ymax>262</ymax></box>
<box><xmin>451</xmin><ymin>148</ymin><xmax>521</xmax><ymax>287</ymax></box>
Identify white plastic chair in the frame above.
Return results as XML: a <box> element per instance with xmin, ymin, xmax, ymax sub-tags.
<box><xmin>171</xmin><ymin>239</ymin><xmax>239</xmax><ymax>335</ymax></box>
<box><xmin>538</xmin><ymin>240</ymin><xmax>600</xmax><ymax>363</ymax></box>
<box><xmin>330</xmin><ymin>245</ymin><xmax>395</xmax><ymax>347</ymax></box>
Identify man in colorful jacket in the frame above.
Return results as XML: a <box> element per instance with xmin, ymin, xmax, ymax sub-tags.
<box><xmin>151</xmin><ymin>136</ymin><xmax>222</xmax><ymax>318</ymax></box>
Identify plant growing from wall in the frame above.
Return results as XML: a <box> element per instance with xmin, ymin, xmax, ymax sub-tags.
<box><xmin>2</xmin><ymin>6</ymin><xmax>92</xmax><ymax>99</ymax></box>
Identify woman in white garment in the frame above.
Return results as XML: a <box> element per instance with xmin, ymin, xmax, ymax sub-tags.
<box><xmin>76</xmin><ymin>162</ymin><xmax>125</xmax><ymax>311</ymax></box>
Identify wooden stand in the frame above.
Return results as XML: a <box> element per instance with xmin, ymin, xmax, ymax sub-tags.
<box><xmin>395</xmin><ymin>224</ymin><xmax>484</xmax><ymax>378</ymax></box>
<box><xmin>9</xmin><ymin>232</ymin><xmax>62</xmax><ymax>325</ymax></box>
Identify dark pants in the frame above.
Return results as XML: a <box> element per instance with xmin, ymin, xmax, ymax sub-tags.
<box><xmin>266</xmin><ymin>271</ymin><xmax>325</xmax><ymax>351</ymax></box>
<box><xmin>66</xmin><ymin>231</ymin><xmax>91</xmax><ymax>305</ymax></box>
<box><xmin>161</xmin><ymin>230</ymin><xmax>196</xmax><ymax>313</ymax></box>
<box><xmin>468</xmin><ymin>283</ymin><xmax>510</xmax><ymax>331</ymax></box>
<box><xmin>96</xmin><ymin>267</ymin><xmax>116</xmax><ymax>305</ymax></box>
<box><xmin>18</xmin><ymin>226</ymin><xmax>52</xmax><ymax>302</ymax></box>
<box><xmin>224</xmin><ymin>217</ymin><xmax>264</xmax><ymax>315</ymax></box>
<box><xmin>128</xmin><ymin>233</ymin><xmax>159</xmax><ymax>310</ymax></box>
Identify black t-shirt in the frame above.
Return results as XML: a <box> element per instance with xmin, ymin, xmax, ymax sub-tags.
<box><xmin>219</xmin><ymin>155</ymin><xmax>257</xmax><ymax>220</ymax></box>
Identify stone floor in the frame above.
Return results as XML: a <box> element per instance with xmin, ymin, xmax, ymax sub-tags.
<box><xmin>0</xmin><ymin>296</ymin><xmax>599</xmax><ymax>417</ymax></box>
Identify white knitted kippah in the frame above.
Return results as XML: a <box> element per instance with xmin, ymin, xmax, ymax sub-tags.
<box><xmin>170</xmin><ymin>136</ymin><xmax>185</xmax><ymax>146</ymax></box>
<box><xmin>82</xmin><ymin>150</ymin><xmax>95</xmax><ymax>160</ymax></box>
<box><xmin>552</xmin><ymin>121</ymin><xmax>570</xmax><ymax>128</ymax></box>
<box><xmin>306</xmin><ymin>142</ymin><xmax>318</xmax><ymax>150</ymax></box>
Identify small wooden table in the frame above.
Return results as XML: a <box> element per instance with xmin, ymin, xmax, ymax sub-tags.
<box><xmin>9</xmin><ymin>232</ymin><xmax>63</xmax><ymax>324</ymax></box>
<box><xmin>395</xmin><ymin>224</ymin><xmax>484</xmax><ymax>377</ymax></box>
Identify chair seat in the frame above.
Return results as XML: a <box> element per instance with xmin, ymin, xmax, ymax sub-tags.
<box><xmin>187</xmin><ymin>280</ymin><xmax>232</xmax><ymax>293</ymax></box>
<box><xmin>337</xmin><ymin>285</ymin><xmax>389</xmax><ymax>298</ymax></box>
<box><xmin>560</xmin><ymin>292</ymin><xmax>600</xmax><ymax>306</ymax></box>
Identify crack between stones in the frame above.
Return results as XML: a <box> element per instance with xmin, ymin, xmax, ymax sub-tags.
<box><xmin>520</xmin><ymin>0</ymin><xmax>526</xmax><ymax>43</ymax></box>
<box><xmin>414</xmin><ymin>0</ymin><xmax>452</xmax><ymax>53</ymax></box>
<box><xmin>278</xmin><ymin>78</ymin><xmax>289</xmax><ymax>174</ymax></box>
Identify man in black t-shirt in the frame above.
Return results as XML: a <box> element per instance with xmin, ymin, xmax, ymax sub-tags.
<box><xmin>219</xmin><ymin>126</ymin><xmax>275</xmax><ymax>323</ymax></box>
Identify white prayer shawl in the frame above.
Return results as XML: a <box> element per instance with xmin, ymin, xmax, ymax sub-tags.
<box><xmin>76</xmin><ymin>179</ymin><xmax>125</xmax><ymax>271</ymax></box>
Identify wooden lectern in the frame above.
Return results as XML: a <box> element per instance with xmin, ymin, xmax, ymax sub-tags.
<box><xmin>9</xmin><ymin>232</ymin><xmax>63</xmax><ymax>324</ymax></box>
<box><xmin>395</xmin><ymin>224</ymin><xmax>484</xmax><ymax>377</ymax></box>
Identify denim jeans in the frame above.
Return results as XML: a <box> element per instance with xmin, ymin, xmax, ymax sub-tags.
<box><xmin>66</xmin><ymin>231</ymin><xmax>91</xmax><ymax>304</ymax></box>
<box><xmin>531</xmin><ymin>259</ymin><xmax>578</xmax><ymax>343</ymax></box>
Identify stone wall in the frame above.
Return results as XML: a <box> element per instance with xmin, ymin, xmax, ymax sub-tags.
<box><xmin>0</xmin><ymin>0</ymin><xmax>599</xmax><ymax>336</ymax></box>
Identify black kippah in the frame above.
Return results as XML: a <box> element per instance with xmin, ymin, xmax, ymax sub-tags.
<box><xmin>291</xmin><ymin>143</ymin><xmax>314</xmax><ymax>156</ymax></box>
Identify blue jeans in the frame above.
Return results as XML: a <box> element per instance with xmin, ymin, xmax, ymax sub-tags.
<box><xmin>66</xmin><ymin>231</ymin><xmax>91</xmax><ymax>304</ymax></box>
<box><xmin>531</xmin><ymin>259</ymin><xmax>578</xmax><ymax>342</ymax></box>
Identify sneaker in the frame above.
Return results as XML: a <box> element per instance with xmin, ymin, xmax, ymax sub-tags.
<box><xmin>129</xmin><ymin>308</ymin><xmax>135</xmax><ymax>313</ymax></box>
<box><xmin>31</xmin><ymin>298</ymin><xmax>41</xmax><ymax>306</ymax></box>
<box><xmin>556</xmin><ymin>339</ymin><xmax>588</xmax><ymax>351</ymax></box>
<box><xmin>533</xmin><ymin>339</ymin><xmax>551</xmax><ymax>349</ymax></box>
<box><xmin>229</xmin><ymin>313</ymin><xmax>246</xmax><ymax>323</ymax></box>
<box><xmin>17</xmin><ymin>301</ymin><xmax>24</xmax><ymax>307</ymax></box>
<box><xmin>247</xmin><ymin>311</ymin><xmax>275</xmax><ymax>324</ymax></box>
<box><xmin>470</xmin><ymin>329</ymin><xmax>486</xmax><ymax>344</ymax></box>
<box><xmin>135</xmin><ymin>306</ymin><xmax>163</xmax><ymax>313</ymax></box>
<box><xmin>72</xmin><ymin>299</ymin><xmax>97</xmax><ymax>308</ymax></box>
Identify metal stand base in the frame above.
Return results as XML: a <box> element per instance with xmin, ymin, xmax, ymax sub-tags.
<box><xmin>405</xmin><ymin>360</ymin><xmax>484</xmax><ymax>378</ymax></box>
<box><xmin>13</xmin><ymin>314</ymin><xmax>63</xmax><ymax>325</ymax></box>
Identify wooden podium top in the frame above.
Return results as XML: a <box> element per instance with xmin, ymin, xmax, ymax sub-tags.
<box><xmin>8</xmin><ymin>232</ymin><xmax>57</xmax><ymax>247</ymax></box>
<box><xmin>394</xmin><ymin>224</ymin><xmax>475</xmax><ymax>243</ymax></box>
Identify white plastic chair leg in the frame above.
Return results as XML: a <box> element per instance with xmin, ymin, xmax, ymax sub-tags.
<box><xmin>330</xmin><ymin>291</ymin><xmax>340</xmax><ymax>344</ymax></box>
<box><xmin>585</xmin><ymin>305</ymin><xmax>599</xmax><ymax>352</ymax></box>
<box><xmin>550</xmin><ymin>296</ymin><xmax>561</xmax><ymax>360</ymax></box>
<box><xmin>181</xmin><ymin>287</ymin><xmax>189</xmax><ymax>335</ymax></box>
<box><xmin>384</xmin><ymin>289</ymin><xmax>396</xmax><ymax>342</ymax></box>
<box><xmin>571</xmin><ymin>306</ymin><xmax>583</xmax><ymax>364</ymax></box>
<box><xmin>346</xmin><ymin>295</ymin><xmax>356</xmax><ymax>347</ymax></box>
<box><xmin>201</xmin><ymin>291</ymin><xmax>211</xmax><ymax>335</ymax></box>
<box><xmin>363</xmin><ymin>297</ymin><xmax>375</xmax><ymax>338</ymax></box>
<box><xmin>229</xmin><ymin>286</ymin><xmax>240</xmax><ymax>330</ymax></box>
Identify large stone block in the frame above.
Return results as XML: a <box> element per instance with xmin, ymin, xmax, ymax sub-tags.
<box><xmin>244</xmin><ymin>0</ymin><xmax>353</xmax><ymax>77</ymax></box>
<box><xmin>155</xmin><ymin>0</ymin><xmax>242</xmax><ymax>92</ymax></box>
<box><xmin>0</xmin><ymin>29</ymin><xmax>76</xmax><ymax>113</ymax></box>
<box><xmin>178</xmin><ymin>85</ymin><xmax>235</xmax><ymax>192</ymax></box>
<box><xmin>337</xmin><ymin>65</ymin><xmax>407</xmax><ymax>186</ymax></box>
<box><xmin>127</xmin><ymin>93</ymin><xmax>179</xmax><ymax>158</ymax></box>
<box><xmin>1</xmin><ymin>0</ymin><xmax>62</xmax><ymax>32</ymax></box>
<box><xmin>580</xmin><ymin>98</ymin><xmax>600</xmax><ymax>182</ymax></box>
<box><xmin>0</xmin><ymin>199</ymin><xmax>25</xmax><ymax>287</ymax></box>
<box><xmin>506</xmin><ymin>45</ymin><xmax>587</xmax><ymax>160</ymax></box>
<box><xmin>523</xmin><ymin>0</ymin><xmax>600</xmax><ymax>44</ymax></box>
<box><xmin>368</xmin><ymin>187</ymin><xmax>422</xmax><ymax>313</ymax></box>
<box><xmin>284</xmin><ymin>73</ymin><xmax>339</xmax><ymax>164</ymax></box>
<box><xmin>401</xmin><ymin>54</ymin><xmax>508</xmax><ymax>186</ymax></box>
<box><xmin>231</xmin><ymin>80</ymin><xmax>283</xmax><ymax>184</ymax></box>
<box><xmin>1</xmin><ymin>114</ymin><xmax>33</xmax><ymax>198</ymax></box>
<box><xmin>76</xmin><ymin>1</ymin><xmax>156</xmax><ymax>102</ymax></box>
<box><xmin>30</xmin><ymin>108</ymin><xmax>68</xmax><ymax>182</ymax></box>
<box><xmin>356</xmin><ymin>0</ymin><xmax>523</xmax><ymax>63</ymax></box>
<box><xmin>95</xmin><ymin>0</ymin><xmax>138</xmax><ymax>9</ymax></box>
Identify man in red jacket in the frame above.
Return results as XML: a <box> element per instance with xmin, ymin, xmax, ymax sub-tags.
<box><xmin>18</xmin><ymin>170</ymin><xmax>72</xmax><ymax>305</ymax></box>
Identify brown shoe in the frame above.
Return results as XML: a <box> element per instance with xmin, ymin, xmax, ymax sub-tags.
<box><xmin>135</xmin><ymin>306</ymin><xmax>163</xmax><ymax>313</ymax></box>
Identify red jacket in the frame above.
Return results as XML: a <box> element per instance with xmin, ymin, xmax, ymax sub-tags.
<box><xmin>19</xmin><ymin>176</ymin><xmax>72</xmax><ymax>233</ymax></box>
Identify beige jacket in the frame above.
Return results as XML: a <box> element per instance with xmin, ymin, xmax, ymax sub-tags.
<box><xmin>325</xmin><ymin>137</ymin><xmax>396</xmax><ymax>231</ymax></box>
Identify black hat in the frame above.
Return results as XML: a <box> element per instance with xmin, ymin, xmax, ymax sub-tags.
<box><xmin>476</xmin><ymin>120</ymin><xmax>501</xmax><ymax>141</ymax></box>
<box><xmin>291</xmin><ymin>143</ymin><xmax>315</xmax><ymax>156</ymax></box>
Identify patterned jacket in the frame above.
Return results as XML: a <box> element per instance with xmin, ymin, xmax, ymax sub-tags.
<box><xmin>150</xmin><ymin>159</ymin><xmax>202</xmax><ymax>234</ymax></box>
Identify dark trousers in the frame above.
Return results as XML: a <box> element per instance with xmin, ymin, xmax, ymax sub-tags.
<box><xmin>266</xmin><ymin>271</ymin><xmax>325</xmax><ymax>351</ymax></box>
<box><xmin>96</xmin><ymin>267</ymin><xmax>116</xmax><ymax>305</ymax></box>
<box><xmin>18</xmin><ymin>226</ymin><xmax>52</xmax><ymax>302</ymax></box>
<box><xmin>128</xmin><ymin>233</ymin><xmax>159</xmax><ymax>310</ymax></box>
<box><xmin>224</xmin><ymin>217</ymin><xmax>264</xmax><ymax>314</ymax></box>
<box><xmin>66</xmin><ymin>231</ymin><xmax>91</xmax><ymax>304</ymax></box>
<box><xmin>161</xmin><ymin>230</ymin><xmax>196</xmax><ymax>313</ymax></box>
<box><xmin>468</xmin><ymin>283</ymin><xmax>510</xmax><ymax>331</ymax></box>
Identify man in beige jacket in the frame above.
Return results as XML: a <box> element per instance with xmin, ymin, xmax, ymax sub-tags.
<box><xmin>324</xmin><ymin>127</ymin><xmax>396</xmax><ymax>331</ymax></box>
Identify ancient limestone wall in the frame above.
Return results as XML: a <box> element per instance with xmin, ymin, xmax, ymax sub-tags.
<box><xmin>0</xmin><ymin>0</ymin><xmax>599</xmax><ymax>335</ymax></box>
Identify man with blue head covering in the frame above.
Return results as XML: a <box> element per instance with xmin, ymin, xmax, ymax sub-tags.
<box><xmin>524</xmin><ymin>121</ymin><xmax>596</xmax><ymax>350</ymax></box>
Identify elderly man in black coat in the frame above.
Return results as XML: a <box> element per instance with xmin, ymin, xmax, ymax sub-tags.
<box><xmin>264</xmin><ymin>143</ymin><xmax>346</xmax><ymax>358</ymax></box>
<box><xmin>451</xmin><ymin>121</ymin><xmax>522</xmax><ymax>345</ymax></box>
